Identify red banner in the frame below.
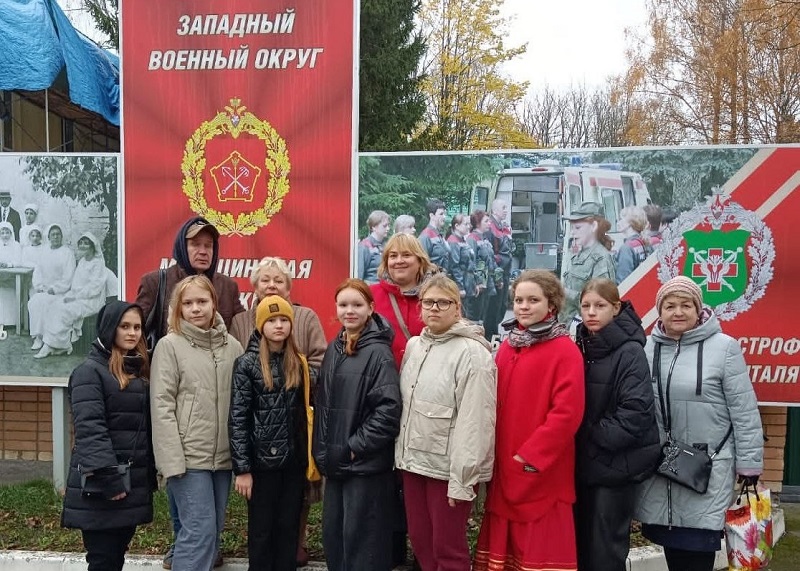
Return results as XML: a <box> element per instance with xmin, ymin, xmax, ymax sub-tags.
<box><xmin>621</xmin><ymin>147</ymin><xmax>800</xmax><ymax>404</ymax></box>
<box><xmin>121</xmin><ymin>3</ymin><xmax>355</xmax><ymax>336</ymax></box>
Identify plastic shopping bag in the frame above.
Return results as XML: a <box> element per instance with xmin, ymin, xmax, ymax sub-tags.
<box><xmin>724</xmin><ymin>483</ymin><xmax>773</xmax><ymax>570</ymax></box>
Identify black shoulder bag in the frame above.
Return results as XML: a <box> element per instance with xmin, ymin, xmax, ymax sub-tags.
<box><xmin>78</xmin><ymin>403</ymin><xmax>145</xmax><ymax>499</ymax></box>
<box><xmin>145</xmin><ymin>268</ymin><xmax>167</xmax><ymax>356</ymax></box>
<box><xmin>654</xmin><ymin>341</ymin><xmax>733</xmax><ymax>494</ymax></box>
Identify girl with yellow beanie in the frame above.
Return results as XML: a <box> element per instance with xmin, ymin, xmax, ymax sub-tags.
<box><xmin>229</xmin><ymin>295</ymin><xmax>315</xmax><ymax>570</ymax></box>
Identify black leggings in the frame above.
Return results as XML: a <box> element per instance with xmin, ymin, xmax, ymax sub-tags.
<box><xmin>663</xmin><ymin>546</ymin><xmax>716</xmax><ymax>571</ymax></box>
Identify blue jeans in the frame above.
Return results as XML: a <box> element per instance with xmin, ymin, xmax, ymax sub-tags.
<box><xmin>167</xmin><ymin>469</ymin><xmax>232</xmax><ymax>571</ymax></box>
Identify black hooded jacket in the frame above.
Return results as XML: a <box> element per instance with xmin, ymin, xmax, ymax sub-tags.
<box><xmin>229</xmin><ymin>331</ymin><xmax>307</xmax><ymax>474</ymax></box>
<box><xmin>62</xmin><ymin>301</ymin><xmax>156</xmax><ymax>530</ymax></box>
<box><xmin>312</xmin><ymin>313</ymin><xmax>402</xmax><ymax>478</ymax></box>
<box><xmin>575</xmin><ymin>301</ymin><xmax>661</xmax><ymax>486</ymax></box>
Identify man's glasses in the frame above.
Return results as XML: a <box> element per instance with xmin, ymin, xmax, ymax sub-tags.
<box><xmin>421</xmin><ymin>298</ymin><xmax>454</xmax><ymax>310</ymax></box>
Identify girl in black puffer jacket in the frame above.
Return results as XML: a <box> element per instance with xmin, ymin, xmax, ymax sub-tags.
<box><xmin>574</xmin><ymin>279</ymin><xmax>661</xmax><ymax>571</ymax></box>
<box><xmin>229</xmin><ymin>295</ymin><xmax>312</xmax><ymax>570</ymax></box>
<box><xmin>313</xmin><ymin>279</ymin><xmax>401</xmax><ymax>571</ymax></box>
<box><xmin>61</xmin><ymin>301</ymin><xmax>155</xmax><ymax>571</ymax></box>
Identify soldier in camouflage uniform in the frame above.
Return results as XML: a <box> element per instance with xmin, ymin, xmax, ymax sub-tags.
<box><xmin>560</xmin><ymin>202</ymin><xmax>616</xmax><ymax>326</ymax></box>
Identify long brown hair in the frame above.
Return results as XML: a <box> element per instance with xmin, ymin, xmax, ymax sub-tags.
<box><xmin>109</xmin><ymin>306</ymin><xmax>150</xmax><ymax>389</ymax></box>
<box><xmin>335</xmin><ymin>278</ymin><xmax>374</xmax><ymax>356</ymax></box>
<box><xmin>258</xmin><ymin>322</ymin><xmax>302</xmax><ymax>391</ymax></box>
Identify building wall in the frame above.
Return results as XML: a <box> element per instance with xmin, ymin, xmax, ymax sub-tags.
<box><xmin>0</xmin><ymin>391</ymin><xmax>792</xmax><ymax>493</ymax></box>
<box><xmin>0</xmin><ymin>387</ymin><xmax>53</xmax><ymax>461</ymax></box>
<box><xmin>761</xmin><ymin>406</ymin><xmax>787</xmax><ymax>493</ymax></box>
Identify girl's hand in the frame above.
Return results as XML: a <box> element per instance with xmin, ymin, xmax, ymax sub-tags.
<box><xmin>235</xmin><ymin>473</ymin><xmax>253</xmax><ymax>500</ymax></box>
<box><xmin>110</xmin><ymin>492</ymin><xmax>127</xmax><ymax>501</ymax></box>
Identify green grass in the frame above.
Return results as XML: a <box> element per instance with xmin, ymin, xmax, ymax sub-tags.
<box><xmin>0</xmin><ymin>479</ymin><xmax>656</xmax><ymax>559</ymax></box>
<box><xmin>0</xmin><ymin>479</ymin><xmax>325</xmax><ymax>559</ymax></box>
<box><xmin>769</xmin><ymin>503</ymin><xmax>800</xmax><ymax>571</ymax></box>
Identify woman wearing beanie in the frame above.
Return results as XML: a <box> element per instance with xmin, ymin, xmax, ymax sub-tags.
<box><xmin>229</xmin><ymin>295</ymin><xmax>314</xmax><ymax>570</ymax></box>
<box><xmin>634</xmin><ymin>275</ymin><xmax>763</xmax><ymax>571</ymax></box>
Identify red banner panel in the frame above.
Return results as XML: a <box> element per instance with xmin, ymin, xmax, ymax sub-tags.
<box><xmin>122</xmin><ymin>3</ymin><xmax>355</xmax><ymax>336</ymax></box>
<box><xmin>620</xmin><ymin>147</ymin><xmax>800</xmax><ymax>404</ymax></box>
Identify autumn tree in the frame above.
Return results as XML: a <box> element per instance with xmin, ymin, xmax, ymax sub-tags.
<box><xmin>518</xmin><ymin>83</ymin><xmax>641</xmax><ymax>148</ymax></box>
<box><xmin>359</xmin><ymin>0</ymin><xmax>427</xmax><ymax>150</ymax></box>
<box><xmin>417</xmin><ymin>0</ymin><xmax>534</xmax><ymax>150</ymax></box>
<box><xmin>622</xmin><ymin>0</ymin><xmax>800</xmax><ymax>144</ymax></box>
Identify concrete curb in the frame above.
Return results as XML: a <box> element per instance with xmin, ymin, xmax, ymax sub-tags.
<box><xmin>0</xmin><ymin>509</ymin><xmax>784</xmax><ymax>571</ymax></box>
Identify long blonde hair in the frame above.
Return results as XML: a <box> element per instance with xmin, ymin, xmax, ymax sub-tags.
<box><xmin>258</xmin><ymin>323</ymin><xmax>302</xmax><ymax>391</ymax></box>
<box><xmin>167</xmin><ymin>275</ymin><xmax>218</xmax><ymax>334</ymax></box>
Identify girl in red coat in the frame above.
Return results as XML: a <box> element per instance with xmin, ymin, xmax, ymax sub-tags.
<box><xmin>474</xmin><ymin>269</ymin><xmax>585</xmax><ymax>571</ymax></box>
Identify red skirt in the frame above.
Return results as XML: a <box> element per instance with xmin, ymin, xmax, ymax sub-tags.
<box><xmin>473</xmin><ymin>501</ymin><xmax>577</xmax><ymax>571</ymax></box>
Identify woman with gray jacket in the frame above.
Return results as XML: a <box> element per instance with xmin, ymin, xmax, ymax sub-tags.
<box><xmin>395</xmin><ymin>274</ymin><xmax>497</xmax><ymax>571</ymax></box>
<box><xmin>150</xmin><ymin>275</ymin><xmax>244</xmax><ymax>571</ymax></box>
<box><xmin>635</xmin><ymin>276</ymin><xmax>763</xmax><ymax>571</ymax></box>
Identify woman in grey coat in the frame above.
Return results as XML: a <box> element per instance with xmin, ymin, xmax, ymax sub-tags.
<box><xmin>635</xmin><ymin>276</ymin><xmax>763</xmax><ymax>571</ymax></box>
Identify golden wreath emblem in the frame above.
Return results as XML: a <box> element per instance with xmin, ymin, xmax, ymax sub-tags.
<box><xmin>181</xmin><ymin>98</ymin><xmax>290</xmax><ymax>236</ymax></box>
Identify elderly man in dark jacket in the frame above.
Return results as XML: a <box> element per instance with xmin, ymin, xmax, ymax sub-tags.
<box><xmin>136</xmin><ymin>216</ymin><xmax>244</xmax><ymax>337</ymax></box>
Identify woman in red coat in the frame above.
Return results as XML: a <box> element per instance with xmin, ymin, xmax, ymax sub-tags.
<box><xmin>370</xmin><ymin>233</ymin><xmax>437</xmax><ymax>368</ymax></box>
<box><xmin>474</xmin><ymin>269</ymin><xmax>585</xmax><ymax>571</ymax></box>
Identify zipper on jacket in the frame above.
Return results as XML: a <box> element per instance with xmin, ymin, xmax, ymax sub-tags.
<box><xmin>211</xmin><ymin>344</ymin><xmax>219</xmax><ymax>471</ymax></box>
<box><xmin>399</xmin><ymin>346</ymin><xmax>430</xmax><ymax>461</ymax></box>
<box><xmin>664</xmin><ymin>340</ymin><xmax>680</xmax><ymax>530</ymax></box>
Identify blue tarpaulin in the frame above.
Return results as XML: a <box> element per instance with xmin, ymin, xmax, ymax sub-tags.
<box><xmin>0</xmin><ymin>0</ymin><xmax>120</xmax><ymax>125</ymax></box>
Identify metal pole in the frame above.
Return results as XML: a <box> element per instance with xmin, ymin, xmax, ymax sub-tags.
<box><xmin>45</xmin><ymin>89</ymin><xmax>50</xmax><ymax>152</ymax></box>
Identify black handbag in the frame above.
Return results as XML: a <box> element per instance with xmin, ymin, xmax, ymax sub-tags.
<box><xmin>78</xmin><ymin>396</ymin><xmax>144</xmax><ymax>498</ymax></box>
<box><xmin>144</xmin><ymin>268</ymin><xmax>167</xmax><ymax>356</ymax></box>
<box><xmin>79</xmin><ymin>463</ymin><xmax>131</xmax><ymax>498</ymax></box>
<box><xmin>653</xmin><ymin>341</ymin><xmax>732</xmax><ymax>494</ymax></box>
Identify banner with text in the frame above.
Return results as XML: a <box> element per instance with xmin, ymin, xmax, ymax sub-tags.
<box><xmin>122</xmin><ymin>2</ymin><xmax>355</xmax><ymax>335</ymax></box>
<box><xmin>358</xmin><ymin>147</ymin><xmax>800</xmax><ymax>404</ymax></box>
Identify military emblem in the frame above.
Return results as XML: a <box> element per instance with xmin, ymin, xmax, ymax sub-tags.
<box><xmin>209</xmin><ymin>151</ymin><xmax>261</xmax><ymax>203</ymax></box>
<box><xmin>657</xmin><ymin>191</ymin><xmax>775</xmax><ymax>320</ymax></box>
<box><xmin>181</xmin><ymin>98</ymin><xmax>291</xmax><ymax>236</ymax></box>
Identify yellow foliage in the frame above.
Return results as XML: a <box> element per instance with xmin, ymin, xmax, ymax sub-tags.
<box><xmin>417</xmin><ymin>0</ymin><xmax>534</xmax><ymax>149</ymax></box>
<box><xmin>621</xmin><ymin>0</ymin><xmax>800</xmax><ymax>144</ymax></box>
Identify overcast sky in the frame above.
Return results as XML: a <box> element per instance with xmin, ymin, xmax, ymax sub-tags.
<box><xmin>58</xmin><ymin>0</ymin><xmax>648</xmax><ymax>92</ymax></box>
<box><xmin>501</xmin><ymin>0</ymin><xmax>649</xmax><ymax>90</ymax></box>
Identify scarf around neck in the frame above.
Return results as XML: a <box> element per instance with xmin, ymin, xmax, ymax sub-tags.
<box><xmin>504</xmin><ymin>315</ymin><xmax>569</xmax><ymax>348</ymax></box>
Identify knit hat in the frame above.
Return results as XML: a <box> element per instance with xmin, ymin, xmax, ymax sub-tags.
<box><xmin>256</xmin><ymin>295</ymin><xmax>294</xmax><ymax>332</ymax></box>
<box><xmin>656</xmin><ymin>276</ymin><xmax>704</xmax><ymax>313</ymax></box>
